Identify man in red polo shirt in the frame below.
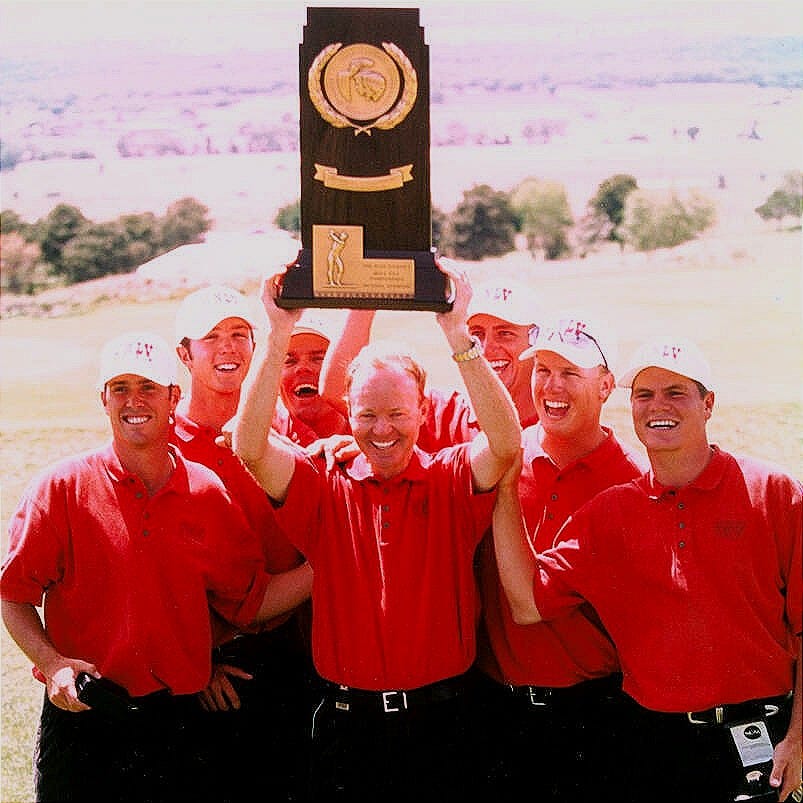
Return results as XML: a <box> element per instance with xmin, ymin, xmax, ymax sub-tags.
<box><xmin>318</xmin><ymin>278</ymin><xmax>538</xmax><ymax>447</ymax></box>
<box><xmin>475</xmin><ymin>311</ymin><xmax>646</xmax><ymax>800</ymax></box>
<box><xmin>174</xmin><ymin>285</ymin><xmax>315</xmax><ymax>802</ymax></box>
<box><xmin>315</xmin><ymin>306</ymin><xmax>480</xmax><ymax>452</ymax></box>
<box><xmin>466</xmin><ymin>278</ymin><xmax>541</xmax><ymax>427</ymax></box>
<box><xmin>271</xmin><ymin>311</ymin><xmax>350</xmax><ymax>447</ymax></box>
<box><xmin>1</xmin><ymin>331</ymin><xmax>311</xmax><ymax>803</ymax></box>
<box><xmin>492</xmin><ymin>335</ymin><xmax>802</xmax><ymax>803</ymax></box>
<box><xmin>233</xmin><ymin>262</ymin><xmax>521</xmax><ymax>802</ymax></box>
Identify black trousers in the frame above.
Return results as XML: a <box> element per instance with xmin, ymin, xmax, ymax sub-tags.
<box><xmin>618</xmin><ymin>694</ymin><xmax>794</xmax><ymax>803</ymax></box>
<box><xmin>35</xmin><ymin>690</ymin><xmax>207</xmax><ymax>803</ymax></box>
<box><xmin>473</xmin><ymin>671</ymin><xmax>628</xmax><ymax>802</ymax></box>
<box><xmin>201</xmin><ymin>621</ymin><xmax>319</xmax><ymax>803</ymax></box>
<box><xmin>309</xmin><ymin>680</ymin><xmax>480</xmax><ymax>803</ymax></box>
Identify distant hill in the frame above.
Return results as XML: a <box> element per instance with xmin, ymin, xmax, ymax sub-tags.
<box><xmin>2</xmin><ymin>32</ymin><xmax>801</xmax><ymax>107</ymax></box>
<box><xmin>2</xmin><ymin>23</ymin><xmax>800</xmax><ymax>170</ymax></box>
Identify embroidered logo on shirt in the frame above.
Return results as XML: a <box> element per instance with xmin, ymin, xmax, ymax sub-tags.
<box><xmin>716</xmin><ymin>520</ymin><xmax>745</xmax><ymax>540</ymax></box>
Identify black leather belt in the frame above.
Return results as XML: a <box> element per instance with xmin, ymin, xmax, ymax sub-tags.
<box><xmin>510</xmin><ymin>674</ymin><xmax>623</xmax><ymax>709</ymax></box>
<box><xmin>685</xmin><ymin>693</ymin><xmax>792</xmax><ymax>726</ymax></box>
<box><xmin>326</xmin><ymin>675</ymin><xmax>470</xmax><ymax>715</ymax></box>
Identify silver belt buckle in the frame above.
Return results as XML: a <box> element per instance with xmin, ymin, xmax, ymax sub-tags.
<box><xmin>687</xmin><ymin>705</ymin><xmax>723</xmax><ymax>725</ymax></box>
<box><xmin>382</xmin><ymin>690</ymin><xmax>408</xmax><ymax>713</ymax></box>
<box><xmin>528</xmin><ymin>686</ymin><xmax>549</xmax><ymax>707</ymax></box>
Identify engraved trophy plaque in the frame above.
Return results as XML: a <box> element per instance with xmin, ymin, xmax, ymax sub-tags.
<box><xmin>277</xmin><ymin>6</ymin><xmax>450</xmax><ymax>311</ymax></box>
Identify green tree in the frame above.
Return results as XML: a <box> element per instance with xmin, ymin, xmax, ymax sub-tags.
<box><xmin>443</xmin><ymin>184</ymin><xmax>517</xmax><ymax>261</ymax></box>
<box><xmin>274</xmin><ymin>199</ymin><xmax>301</xmax><ymax>236</ymax></box>
<box><xmin>1</xmin><ymin>209</ymin><xmax>33</xmax><ymax>239</ymax></box>
<box><xmin>431</xmin><ymin>206</ymin><xmax>448</xmax><ymax>252</ymax></box>
<box><xmin>34</xmin><ymin>204</ymin><xmax>88</xmax><ymax>269</ymax></box>
<box><xmin>510</xmin><ymin>177</ymin><xmax>573</xmax><ymax>259</ymax></box>
<box><xmin>121</xmin><ymin>212</ymin><xmax>161</xmax><ymax>254</ymax></box>
<box><xmin>589</xmin><ymin>174</ymin><xmax>638</xmax><ymax>243</ymax></box>
<box><xmin>0</xmin><ymin>232</ymin><xmax>51</xmax><ymax>294</ymax></box>
<box><xmin>755</xmin><ymin>171</ymin><xmax>802</xmax><ymax>228</ymax></box>
<box><xmin>59</xmin><ymin>221</ymin><xmax>137</xmax><ymax>283</ymax></box>
<box><xmin>619</xmin><ymin>189</ymin><xmax>716</xmax><ymax>251</ymax></box>
<box><xmin>159</xmin><ymin>197</ymin><xmax>211</xmax><ymax>250</ymax></box>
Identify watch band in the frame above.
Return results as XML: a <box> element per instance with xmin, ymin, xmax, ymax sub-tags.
<box><xmin>452</xmin><ymin>337</ymin><xmax>483</xmax><ymax>363</ymax></box>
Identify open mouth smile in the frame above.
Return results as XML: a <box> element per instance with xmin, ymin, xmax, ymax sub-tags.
<box><xmin>293</xmin><ymin>383</ymin><xmax>319</xmax><ymax>398</ymax></box>
<box><xmin>647</xmin><ymin>419</ymin><xmax>678</xmax><ymax>429</ymax></box>
<box><xmin>123</xmin><ymin>414</ymin><xmax>150</xmax><ymax>424</ymax></box>
<box><xmin>543</xmin><ymin>400</ymin><xmax>569</xmax><ymax>416</ymax></box>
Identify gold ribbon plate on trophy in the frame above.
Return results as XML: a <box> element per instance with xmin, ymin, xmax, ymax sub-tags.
<box><xmin>312</xmin><ymin>225</ymin><xmax>415</xmax><ymax>299</ymax></box>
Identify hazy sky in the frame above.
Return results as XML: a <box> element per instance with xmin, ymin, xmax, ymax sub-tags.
<box><xmin>2</xmin><ymin>0</ymin><xmax>802</xmax><ymax>58</ymax></box>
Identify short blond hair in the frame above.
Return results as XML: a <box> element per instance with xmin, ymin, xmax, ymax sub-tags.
<box><xmin>345</xmin><ymin>340</ymin><xmax>427</xmax><ymax>405</ymax></box>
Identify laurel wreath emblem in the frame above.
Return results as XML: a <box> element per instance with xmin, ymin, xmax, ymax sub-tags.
<box><xmin>308</xmin><ymin>42</ymin><xmax>418</xmax><ymax>136</ymax></box>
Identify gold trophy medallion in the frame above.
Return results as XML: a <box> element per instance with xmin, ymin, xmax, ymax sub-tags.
<box><xmin>309</xmin><ymin>41</ymin><xmax>418</xmax><ymax>136</ymax></box>
<box><xmin>324</xmin><ymin>44</ymin><xmax>400</xmax><ymax>121</ymax></box>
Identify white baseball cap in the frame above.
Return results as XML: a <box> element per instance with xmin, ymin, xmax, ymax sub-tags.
<box><xmin>174</xmin><ymin>285</ymin><xmax>257</xmax><ymax>345</ymax></box>
<box><xmin>618</xmin><ymin>336</ymin><xmax>713</xmax><ymax>389</ymax></box>
<box><xmin>467</xmin><ymin>279</ymin><xmax>539</xmax><ymax>328</ymax></box>
<box><xmin>520</xmin><ymin>313</ymin><xmax>617</xmax><ymax>371</ymax></box>
<box><xmin>291</xmin><ymin>311</ymin><xmax>332</xmax><ymax>344</ymax></box>
<box><xmin>98</xmin><ymin>332</ymin><xmax>176</xmax><ymax>389</ymax></box>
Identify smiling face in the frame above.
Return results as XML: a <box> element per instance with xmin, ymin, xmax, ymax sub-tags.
<box><xmin>533</xmin><ymin>350</ymin><xmax>614</xmax><ymax>443</ymax></box>
<box><xmin>280</xmin><ymin>332</ymin><xmax>330</xmax><ymax>424</ymax></box>
<box><xmin>177</xmin><ymin>317</ymin><xmax>254</xmax><ymax>397</ymax></box>
<box><xmin>468</xmin><ymin>313</ymin><xmax>533</xmax><ymax>394</ymax></box>
<box><xmin>102</xmin><ymin>374</ymin><xmax>179</xmax><ymax>450</ymax></box>
<box><xmin>630</xmin><ymin>367</ymin><xmax>714</xmax><ymax>455</ymax></box>
<box><xmin>348</xmin><ymin>364</ymin><xmax>426</xmax><ymax>480</ymax></box>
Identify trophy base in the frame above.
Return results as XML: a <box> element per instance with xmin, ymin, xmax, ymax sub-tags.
<box><xmin>276</xmin><ymin>248</ymin><xmax>452</xmax><ymax>312</ymax></box>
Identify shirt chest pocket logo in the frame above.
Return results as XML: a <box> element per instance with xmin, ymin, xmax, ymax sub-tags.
<box><xmin>715</xmin><ymin>520</ymin><xmax>745</xmax><ymax>540</ymax></box>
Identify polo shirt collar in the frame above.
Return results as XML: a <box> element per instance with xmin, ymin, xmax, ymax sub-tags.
<box><xmin>640</xmin><ymin>444</ymin><xmax>727</xmax><ymax>497</ymax></box>
<box><xmin>173</xmin><ymin>409</ymin><xmax>216</xmax><ymax>443</ymax></box>
<box><xmin>101</xmin><ymin>441</ymin><xmax>189</xmax><ymax>495</ymax></box>
<box><xmin>345</xmin><ymin>446</ymin><xmax>430</xmax><ymax>483</ymax></box>
<box><xmin>525</xmin><ymin>423</ymin><xmax>618</xmax><ymax>473</ymax></box>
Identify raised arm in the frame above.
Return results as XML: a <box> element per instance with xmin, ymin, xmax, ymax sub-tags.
<box><xmin>491</xmin><ymin>456</ymin><xmax>543</xmax><ymax>624</ymax></box>
<box><xmin>233</xmin><ymin>272</ymin><xmax>304</xmax><ymax>503</ymax></box>
<box><xmin>436</xmin><ymin>260</ymin><xmax>521</xmax><ymax>491</ymax></box>
<box><xmin>319</xmin><ymin>308</ymin><xmax>376</xmax><ymax>403</ymax></box>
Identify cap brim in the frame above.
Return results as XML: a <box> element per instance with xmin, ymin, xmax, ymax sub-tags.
<box><xmin>617</xmin><ymin>365</ymin><xmax>645</xmax><ymax>388</ymax></box>
<box><xmin>520</xmin><ymin>344</ymin><xmax>604</xmax><ymax>369</ymax></box>
<box><xmin>291</xmin><ymin>326</ymin><xmax>330</xmax><ymax>343</ymax></box>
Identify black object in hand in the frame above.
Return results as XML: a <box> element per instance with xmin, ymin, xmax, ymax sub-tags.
<box><xmin>75</xmin><ymin>672</ymin><xmax>137</xmax><ymax>719</ymax></box>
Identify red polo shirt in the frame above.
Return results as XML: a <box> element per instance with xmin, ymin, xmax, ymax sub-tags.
<box><xmin>478</xmin><ymin>425</ymin><xmax>645</xmax><ymax>685</ymax></box>
<box><xmin>0</xmin><ymin>444</ymin><xmax>271</xmax><ymax>697</ymax></box>
<box><xmin>417</xmin><ymin>388</ymin><xmax>479</xmax><ymax>452</ymax></box>
<box><xmin>274</xmin><ymin>443</ymin><xmax>495</xmax><ymax>690</ymax></box>
<box><xmin>271</xmin><ymin>399</ymin><xmax>351</xmax><ymax>448</ymax></box>
<box><xmin>532</xmin><ymin>447</ymin><xmax>802</xmax><ymax>712</ymax></box>
<box><xmin>173</xmin><ymin>408</ymin><xmax>302</xmax><ymax>574</ymax></box>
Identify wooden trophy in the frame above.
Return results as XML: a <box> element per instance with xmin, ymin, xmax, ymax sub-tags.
<box><xmin>277</xmin><ymin>6</ymin><xmax>450</xmax><ymax>311</ymax></box>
